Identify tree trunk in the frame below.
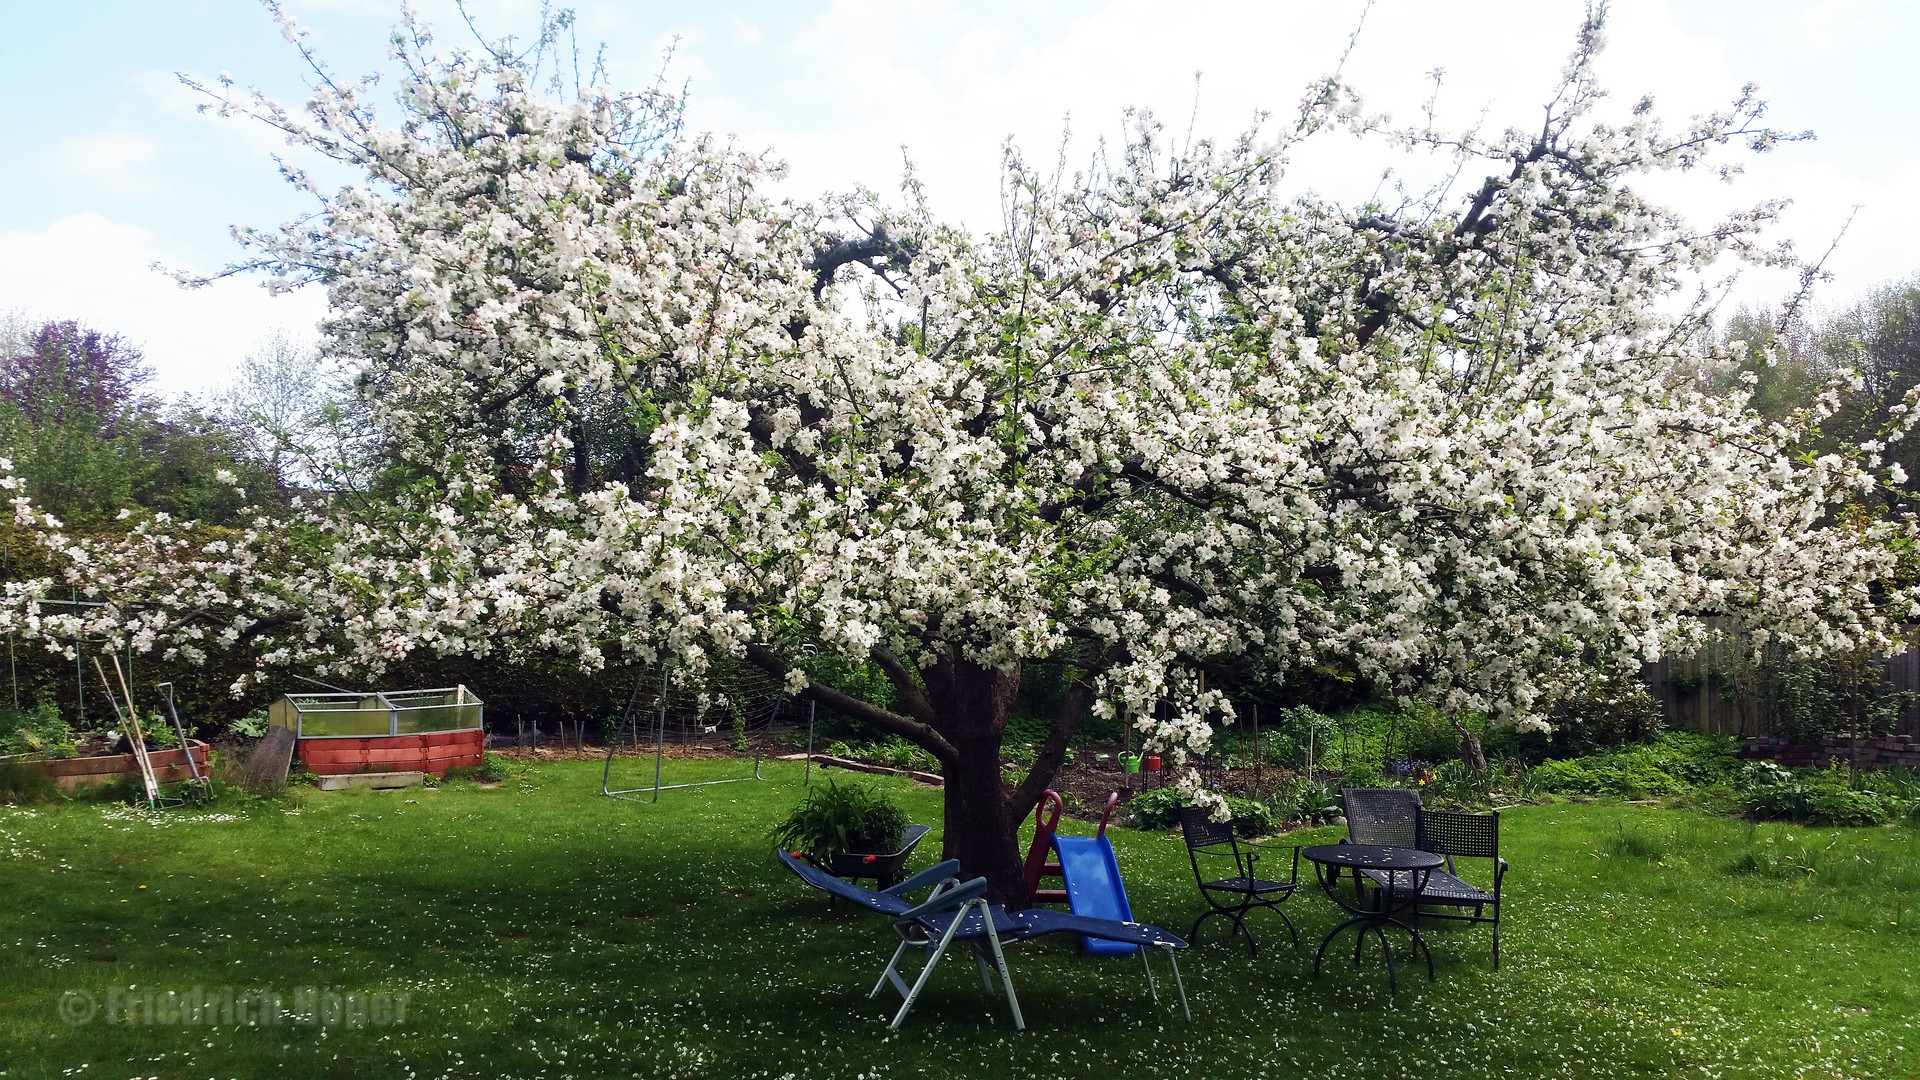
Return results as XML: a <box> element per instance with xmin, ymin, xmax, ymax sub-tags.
<box><xmin>1454</xmin><ymin>718</ymin><xmax>1488</xmax><ymax>775</ymax></box>
<box><xmin>923</xmin><ymin>654</ymin><xmax>1033</xmax><ymax>905</ymax></box>
<box><xmin>940</xmin><ymin>749</ymin><xmax>1028</xmax><ymax>904</ymax></box>
<box><xmin>753</xmin><ymin>641</ymin><xmax>1092</xmax><ymax>908</ymax></box>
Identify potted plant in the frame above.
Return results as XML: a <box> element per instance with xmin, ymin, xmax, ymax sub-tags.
<box><xmin>774</xmin><ymin>780</ymin><xmax>929</xmax><ymax>886</ymax></box>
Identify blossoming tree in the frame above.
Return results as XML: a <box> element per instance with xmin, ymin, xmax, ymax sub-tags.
<box><xmin>6</xmin><ymin>7</ymin><xmax>1914</xmax><ymax>900</ymax></box>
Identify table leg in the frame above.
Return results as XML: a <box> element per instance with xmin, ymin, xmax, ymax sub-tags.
<box><xmin>1313</xmin><ymin>914</ymin><xmax>1434</xmax><ymax>991</ymax></box>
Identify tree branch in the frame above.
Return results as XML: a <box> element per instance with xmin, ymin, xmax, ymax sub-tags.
<box><xmin>1005</xmin><ymin>651</ymin><xmax>1109</xmax><ymax>819</ymax></box>
<box><xmin>742</xmin><ymin>642</ymin><xmax>957</xmax><ymax>759</ymax></box>
<box><xmin>871</xmin><ymin>645</ymin><xmax>936</xmax><ymax>726</ymax></box>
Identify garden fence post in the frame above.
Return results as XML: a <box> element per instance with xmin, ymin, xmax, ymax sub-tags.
<box><xmin>652</xmin><ymin>667</ymin><xmax>669</xmax><ymax>803</ymax></box>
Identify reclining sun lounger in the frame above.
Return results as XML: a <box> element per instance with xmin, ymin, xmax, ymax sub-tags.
<box><xmin>776</xmin><ymin>848</ymin><xmax>1189</xmax><ymax>1030</ymax></box>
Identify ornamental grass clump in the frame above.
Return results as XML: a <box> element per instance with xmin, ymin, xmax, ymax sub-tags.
<box><xmin>773</xmin><ymin>780</ymin><xmax>911</xmax><ymax>862</ymax></box>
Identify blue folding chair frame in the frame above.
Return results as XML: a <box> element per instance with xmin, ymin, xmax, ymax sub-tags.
<box><xmin>777</xmin><ymin>848</ymin><xmax>1190</xmax><ymax>1030</ymax></box>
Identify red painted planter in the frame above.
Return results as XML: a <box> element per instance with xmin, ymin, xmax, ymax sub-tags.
<box><xmin>295</xmin><ymin>728</ymin><xmax>484</xmax><ymax>776</ymax></box>
<box><xmin>25</xmin><ymin>740</ymin><xmax>211</xmax><ymax>791</ymax></box>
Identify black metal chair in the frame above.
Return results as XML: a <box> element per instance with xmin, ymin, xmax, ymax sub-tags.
<box><xmin>1341</xmin><ymin>786</ymin><xmax>1422</xmax><ymax>848</ymax></box>
<box><xmin>1177</xmin><ymin>805</ymin><xmax>1300</xmax><ymax>955</ymax></box>
<box><xmin>1409</xmin><ymin>809</ymin><xmax>1507</xmax><ymax>968</ymax></box>
<box><xmin>1335</xmin><ymin>787</ymin><xmax>1421</xmax><ymax>891</ymax></box>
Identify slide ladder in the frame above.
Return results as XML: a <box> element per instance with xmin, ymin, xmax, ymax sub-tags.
<box><xmin>1021</xmin><ymin>790</ymin><xmax>1069</xmax><ymax>905</ymax></box>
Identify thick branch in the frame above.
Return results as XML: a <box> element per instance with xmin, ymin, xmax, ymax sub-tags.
<box><xmin>807</xmin><ymin>225</ymin><xmax>894</xmax><ymax>300</ymax></box>
<box><xmin>871</xmin><ymin>645</ymin><xmax>936</xmax><ymax>726</ymax></box>
<box><xmin>1005</xmin><ymin>654</ymin><xmax>1109</xmax><ymax>819</ymax></box>
<box><xmin>742</xmin><ymin>642</ymin><xmax>958</xmax><ymax>759</ymax></box>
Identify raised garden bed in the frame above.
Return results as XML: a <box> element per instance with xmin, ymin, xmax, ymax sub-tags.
<box><xmin>14</xmin><ymin>740</ymin><xmax>210</xmax><ymax>792</ymax></box>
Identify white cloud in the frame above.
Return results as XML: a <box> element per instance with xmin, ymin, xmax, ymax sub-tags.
<box><xmin>0</xmin><ymin>213</ymin><xmax>327</xmax><ymax>397</ymax></box>
<box><xmin>46</xmin><ymin>134</ymin><xmax>163</xmax><ymax>200</ymax></box>
<box><xmin>728</xmin><ymin>13</ymin><xmax>763</xmax><ymax>45</ymax></box>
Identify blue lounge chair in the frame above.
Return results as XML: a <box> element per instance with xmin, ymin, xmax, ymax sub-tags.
<box><xmin>776</xmin><ymin>848</ymin><xmax>1190</xmax><ymax>1030</ymax></box>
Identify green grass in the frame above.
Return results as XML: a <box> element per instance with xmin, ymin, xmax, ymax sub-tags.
<box><xmin>1</xmin><ymin>759</ymin><xmax>1916</xmax><ymax>1079</ymax></box>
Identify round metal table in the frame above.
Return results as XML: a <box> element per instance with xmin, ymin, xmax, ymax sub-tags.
<box><xmin>1302</xmin><ymin>843</ymin><xmax>1444</xmax><ymax>992</ymax></box>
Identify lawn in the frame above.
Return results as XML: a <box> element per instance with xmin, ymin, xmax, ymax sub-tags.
<box><xmin>1</xmin><ymin>758</ymin><xmax>1915</xmax><ymax>1079</ymax></box>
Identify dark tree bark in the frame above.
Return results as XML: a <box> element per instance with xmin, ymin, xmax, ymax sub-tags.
<box><xmin>920</xmin><ymin>653</ymin><xmax>1029</xmax><ymax>904</ymax></box>
<box><xmin>1453</xmin><ymin>717</ymin><xmax>1488</xmax><ymax>775</ymax></box>
<box><xmin>746</xmin><ymin>643</ymin><xmax>1101</xmax><ymax>907</ymax></box>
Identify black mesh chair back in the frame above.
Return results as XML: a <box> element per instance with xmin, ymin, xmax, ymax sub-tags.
<box><xmin>1341</xmin><ymin>787</ymin><xmax>1422</xmax><ymax>849</ymax></box>
<box><xmin>1419</xmin><ymin>809</ymin><xmax>1498</xmax><ymax>860</ymax></box>
<box><xmin>1177</xmin><ymin>805</ymin><xmax>1237</xmax><ymax>852</ymax></box>
<box><xmin>1412</xmin><ymin>807</ymin><xmax>1508</xmax><ymax>969</ymax></box>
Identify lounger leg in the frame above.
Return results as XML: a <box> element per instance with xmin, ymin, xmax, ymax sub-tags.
<box><xmin>972</xmin><ymin>942</ymin><xmax>1000</xmax><ymax>998</ymax></box>
<box><xmin>977</xmin><ymin>905</ymin><xmax>1024</xmax><ymax>1032</ymax></box>
<box><xmin>890</xmin><ymin>904</ymin><xmax>970</xmax><ymax>1030</ymax></box>
<box><xmin>1137</xmin><ymin>945</ymin><xmax>1158</xmax><ymax>1003</ymax></box>
<box><xmin>1161</xmin><ymin>945</ymin><xmax>1190</xmax><ymax>1024</ymax></box>
<box><xmin>872</xmin><ymin>938</ymin><xmax>913</xmax><ymax>1000</ymax></box>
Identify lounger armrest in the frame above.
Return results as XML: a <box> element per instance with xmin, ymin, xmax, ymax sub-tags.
<box><xmin>884</xmin><ymin>859</ymin><xmax>964</xmax><ymax>897</ymax></box>
<box><xmin>899</xmin><ymin>876</ymin><xmax>988</xmax><ymax>920</ymax></box>
<box><xmin>1493</xmin><ymin>856</ymin><xmax>1509</xmax><ymax>899</ymax></box>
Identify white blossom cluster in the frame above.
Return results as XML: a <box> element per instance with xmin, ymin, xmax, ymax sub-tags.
<box><xmin>6</xmin><ymin>9</ymin><xmax>1915</xmax><ymax>819</ymax></box>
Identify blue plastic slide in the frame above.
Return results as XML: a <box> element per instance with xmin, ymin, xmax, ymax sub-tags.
<box><xmin>1051</xmin><ymin>833</ymin><xmax>1143</xmax><ymax>956</ymax></box>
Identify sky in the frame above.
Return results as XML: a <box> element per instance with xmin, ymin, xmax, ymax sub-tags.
<box><xmin>1</xmin><ymin>0</ymin><xmax>1916</xmax><ymax>396</ymax></box>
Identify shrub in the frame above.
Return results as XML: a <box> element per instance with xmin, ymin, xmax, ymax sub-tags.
<box><xmin>1745</xmin><ymin>766</ymin><xmax>1891</xmax><ymax>827</ymax></box>
<box><xmin>773</xmin><ymin>780</ymin><xmax>910</xmax><ymax>861</ymax></box>
<box><xmin>1419</xmin><ymin>759</ymin><xmax>1496</xmax><ymax>808</ymax></box>
<box><xmin>1124</xmin><ymin>787</ymin><xmax>1276</xmax><ymax>837</ymax></box>
<box><xmin>1272</xmin><ymin>778</ymin><xmax>1344</xmax><ymax>825</ymax></box>
<box><xmin>1531</xmin><ymin>733</ymin><xmax>1741</xmax><ymax>799</ymax></box>
<box><xmin>1398</xmin><ymin>706</ymin><xmax>1472</xmax><ymax>764</ymax></box>
<box><xmin>228</xmin><ymin>709</ymin><xmax>271</xmax><ymax>739</ymax></box>
<box><xmin>1548</xmin><ymin>675</ymin><xmax>1666</xmax><ymax>753</ymax></box>
<box><xmin>1853</xmin><ymin>768</ymin><xmax>1920</xmax><ymax>824</ymax></box>
<box><xmin>0</xmin><ymin>703</ymin><xmax>75</xmax><ymax>759</ymax></box>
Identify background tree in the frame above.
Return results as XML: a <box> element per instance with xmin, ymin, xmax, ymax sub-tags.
<box><xmin>216</xmin><ymin>328</ymin><xmax>328</xmax><ymax>478</ymax></box>
<box><xmin>0</xmin><ymin>319</ymin><xmax>153</xmax><ymax>528</ymax></box>
<box><xmin>1719</xmin><ymin>276</ymin><xmax>1920</xmax><ymax>501</ymax></box>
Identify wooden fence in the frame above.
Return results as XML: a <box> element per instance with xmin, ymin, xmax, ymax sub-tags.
<box><xmin>1644</xmin><ymin>631</ymin><xmax>1920</xmax><ymax>739</ymax></box>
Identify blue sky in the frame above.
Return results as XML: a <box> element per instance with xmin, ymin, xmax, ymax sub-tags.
<box><xmin>3</xmin><ymin>0</ymin><xmax>1916</xmax><ymax>394</ymax></box>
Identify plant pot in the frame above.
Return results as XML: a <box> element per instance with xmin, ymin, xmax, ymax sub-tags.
<box><xmin>1145</xmin><ymin>756</ymin><xmax>1161</xmax><ymax>771</ymax></box>
<box><xmin>823</xmin><ymin>822</ymin><xmax>932</xmax><ymax>887</ymax></box>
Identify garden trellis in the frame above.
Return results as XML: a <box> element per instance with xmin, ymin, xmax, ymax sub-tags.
<box><xmin>601</xmin><ymin>660</ymin><xmax>791</xmax><ymax>803</ymax></box>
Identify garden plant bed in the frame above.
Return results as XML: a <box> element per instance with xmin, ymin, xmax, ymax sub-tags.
<box><xmin>13</xmin><ymin>739</ymin><xmax>211</xmax><ymax>792</ymax></box>
<box><xmin>0</xmin><ymin>758</ymin><xmax>1913</xmax><ymax>1079</ymax></box>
